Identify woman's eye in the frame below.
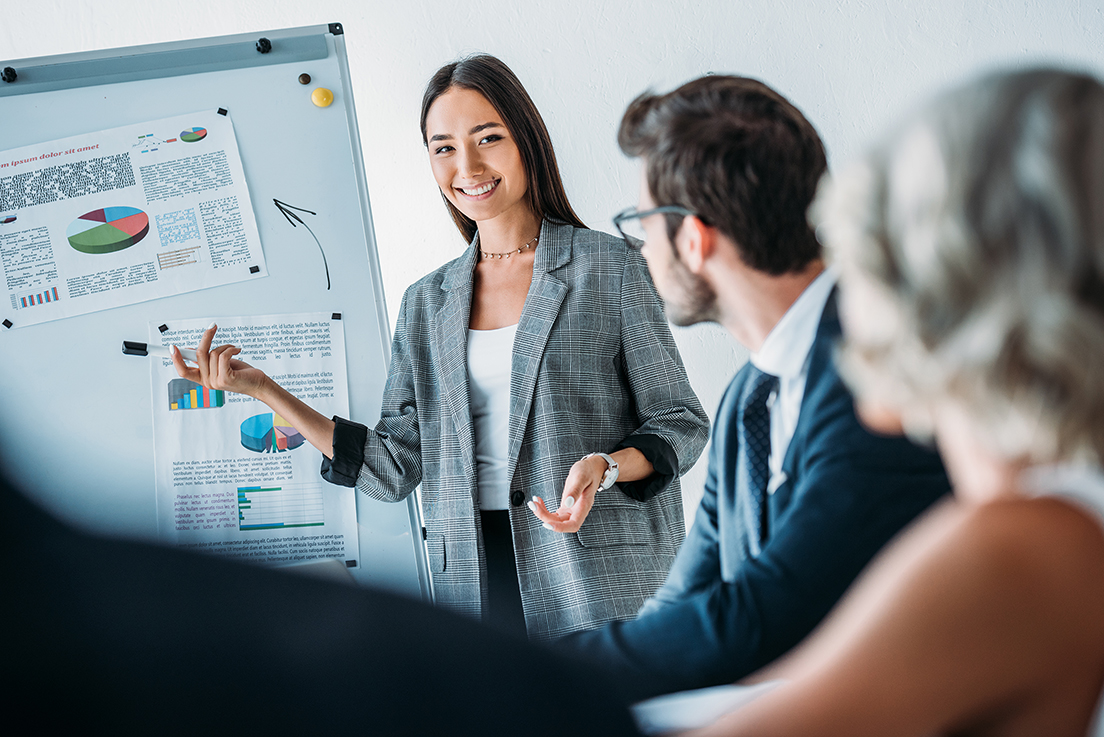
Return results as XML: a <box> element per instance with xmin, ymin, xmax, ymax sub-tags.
<box><xmin>434</xmin><ymin>145</ymin><xmax>454</xmax><ymax>155</ymax></box>
<box><xmin>480</xmin><ymin>134</ymin><xmax>503</xmax><ymax>144</ymax></box>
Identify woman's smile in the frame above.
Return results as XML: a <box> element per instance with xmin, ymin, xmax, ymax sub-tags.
<box><xmin>456</xmin><ymin>178</ymin><xmax>501</xmax><ymax>199</ymax></box>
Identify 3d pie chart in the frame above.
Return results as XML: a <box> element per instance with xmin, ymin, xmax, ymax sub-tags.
<box><xmin>240</xmin><ymin>412</ymin><xmax>306</xmax><ymax>453</ymax></box>
<box><xmin>180</xmin><ymin>126</ymin><xmax>207</xmax><ymax>142</ymax></box>
<box><xmin>66</xmin><ymin>206</ymin><xmax>150</xmax><ymax>254</ymax></box>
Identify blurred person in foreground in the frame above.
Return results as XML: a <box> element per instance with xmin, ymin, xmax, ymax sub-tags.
<box><xmin>0</xmin><ymin>466</ymin><xmax>639</xmax><ymax>735</ymax></box>
<box><xmin>693</xmin><ymin>67</ymin><xmax>1104</xmax><ymax>737</ymax></box>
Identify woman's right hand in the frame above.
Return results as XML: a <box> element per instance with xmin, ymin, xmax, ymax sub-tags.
<box><xmin>170</xmin><ymin>323</ymin><xmax>269</xmax><ymax>398</ymax></box>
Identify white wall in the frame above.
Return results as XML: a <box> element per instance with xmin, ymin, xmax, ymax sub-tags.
<box><xmin>5</xmin><ymin>0</ymin><xmax>1103</xmax><ymax>520</ymax></box>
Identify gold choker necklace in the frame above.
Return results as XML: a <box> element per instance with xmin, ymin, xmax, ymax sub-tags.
<box><xmin>480</xmin><ymin>234</ymin><xmax>539</xmax><ymax>260</ymax></box>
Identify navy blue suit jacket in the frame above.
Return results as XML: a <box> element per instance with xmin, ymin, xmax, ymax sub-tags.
<box><xmin>561</xmin><ymin>291</ymin><xmax>949</xmax><ymax>700</ymax></box>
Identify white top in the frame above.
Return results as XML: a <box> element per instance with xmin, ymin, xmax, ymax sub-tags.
<box><xmin>1020</xmin><ymin>464</ymin><xmax>1104</xmax><ymax>737</ymax></box>
<box><xmin>467</xmin><ymin>324</ymin><xmax>517</xmax><ymax>511</ymax></box>
<box><xmin>1021</xmin><ymin>464</ymin><xmax>1104</xmax><ymax>526</ymax></box>
<box><xmin>750</xmin><ymin>268</ymin><xmax>838</xmax><ymax>495</ymax></box>
<box><xmin>630</xmin><ymin>681</ymin><xmax>784</xmax><ymax>735</ymax></box>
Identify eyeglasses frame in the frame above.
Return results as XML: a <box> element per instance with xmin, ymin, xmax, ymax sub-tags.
<box><xmin>612</xmin><ymin>205</ymin><xmax>696</xmax><ymax>249</ymax></box>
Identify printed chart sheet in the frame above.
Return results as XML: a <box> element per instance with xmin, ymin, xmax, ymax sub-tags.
<box><xmin>0</xmin><ymin>110</ymin><xmax>266</xmax><ymax>328</ymax></box>
<box><xmin>151</xmin><ymin>312</ymin><xmax>360</xmax><ymax>569</ymax></box>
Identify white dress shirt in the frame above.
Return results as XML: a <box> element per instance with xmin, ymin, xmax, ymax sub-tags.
<box><xmin>750</xmin><ymin>269</ymin><xmax>838</xmax><ymax>495</ymax></box>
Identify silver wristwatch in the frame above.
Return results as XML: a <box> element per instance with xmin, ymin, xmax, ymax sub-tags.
<box><xmin>582</xmin><ymin>452</ymin><xmax>619</xmax><ymax>491</ymax></box>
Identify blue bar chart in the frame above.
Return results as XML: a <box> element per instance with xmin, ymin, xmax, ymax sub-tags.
<box><xmin>168</xmin><ymin>377</ymin><xmax>225</xmax><ymax>410</ymax></box>
<box><xmin>237</xmin><ymin>483</ymin><xmax>324</xmax><ymax>531</ymax></box>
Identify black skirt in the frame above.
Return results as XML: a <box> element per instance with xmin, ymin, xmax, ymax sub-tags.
<box><xmin>479</xmin><ymin>510</ymin><xmax>527</xmax><ymax>638</ymax></box>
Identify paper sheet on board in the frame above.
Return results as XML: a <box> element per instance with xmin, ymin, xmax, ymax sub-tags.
<box><xmin>150</xmin><ymin>312</ymin><xmax>360</xmax><ymax>569</ymax></box>
<box><xmin>0</xmin><ymin>110</ymin><xmax>266</xmax><ymax>328</ymax></box>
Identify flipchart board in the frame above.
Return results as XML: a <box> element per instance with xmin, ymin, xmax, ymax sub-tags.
<box><xmin>0</xmin><ymin>24</ymin><xmax>431</xmax><ymax>599</ymax></box>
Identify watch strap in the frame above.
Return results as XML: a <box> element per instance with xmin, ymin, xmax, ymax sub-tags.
<box><xmin>582</xmin><ymin>452</ymin><xmax>620</xmax><ymax>491</ymax></box>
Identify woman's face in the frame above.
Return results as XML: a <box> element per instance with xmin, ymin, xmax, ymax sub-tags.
<box><xmin>425</xmin><ymin>86</ymin><xmax>530</xmax><ymax>226</ymax></box>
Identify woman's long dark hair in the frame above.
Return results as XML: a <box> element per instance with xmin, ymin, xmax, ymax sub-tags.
<box><xmin>420</xmin><ymin>54</ymin><xmax>586</xmax><ymax>243</ymax></box>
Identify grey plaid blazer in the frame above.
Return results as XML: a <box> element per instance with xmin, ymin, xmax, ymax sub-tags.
<box><xmin>337</xmin><ymin>220</ymin><xmax>708</xmax><ymax>640</ymax></box>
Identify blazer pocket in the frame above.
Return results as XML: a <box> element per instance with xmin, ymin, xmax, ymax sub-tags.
<box><xmin>575</xmin><ymin>496</ymin><xmax>651</xmax><ymax>548</ymax></box>
<box><xmin>426</xmin><ymin>534</ymin><xmax>446</xmax><ymax>573</ymax></box>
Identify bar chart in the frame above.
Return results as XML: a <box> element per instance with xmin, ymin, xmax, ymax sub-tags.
<box><xmin>237</xmin><ymin>483</ymin><xmax>324</xmax><ymax>531</ymax></box>
<box><xmin>168</xmin><ymin>377</ymin><xmax>225</xmax><ymax>410</ymax></box>
<box><xmin>18</xmin><ymin>286</ymin><xmax>59</xmax><ymax>309</ymax></box>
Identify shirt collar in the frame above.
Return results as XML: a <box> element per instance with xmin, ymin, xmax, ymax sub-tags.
<box><xmin>751</xmin><ymin>268</ymin><xmax>838</xmax><ymax>380</ymax></box>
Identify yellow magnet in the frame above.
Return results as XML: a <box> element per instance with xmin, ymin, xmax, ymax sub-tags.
<box><xmin>311</xmin><ymin>87</ymin><xmax>334</xmax><ymax>107</ymax></box>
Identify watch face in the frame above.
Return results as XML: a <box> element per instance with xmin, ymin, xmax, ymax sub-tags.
<box><xmin>601</xmin><ymin>462</ymin><xmax>619</xmax><ymax>490</ymax></box>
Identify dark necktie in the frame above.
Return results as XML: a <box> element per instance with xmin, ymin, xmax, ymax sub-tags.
<box><xmin>738</xmin><ymin>366</ymin><xmax>778</xmax><ymax>556</ymax></box>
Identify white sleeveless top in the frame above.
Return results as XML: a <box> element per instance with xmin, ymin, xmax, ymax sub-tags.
<box><xmin>1020</xmin><ymin>465</ymin><xmax>1104</xmax><ymax>737</ymax></box>
<box><xmin>467</xmin><ymin>325</ymin><xmax>517</xmax><ymax>511</ymax></box>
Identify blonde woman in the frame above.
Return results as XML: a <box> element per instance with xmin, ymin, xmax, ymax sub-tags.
<box><xmin>694</xmin><ymin>67</ymin><xmax>1104</xmax><ymax>737</ymax></box>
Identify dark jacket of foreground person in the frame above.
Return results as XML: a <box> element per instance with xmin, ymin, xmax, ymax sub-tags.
<box><xmin>0</xmin><ymin>471</ymin><xmax>639</xmax><ymax>735</ymax></box>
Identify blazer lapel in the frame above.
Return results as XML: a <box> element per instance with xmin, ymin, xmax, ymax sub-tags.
<box><xmin>435</xmin><ymin>239</ymin><xmax>481</xmax><ymax>488</ymax></box>
<box><xmin>507</xmin><ymin>220</ymin><xmax>571</xmax><ymax>484</ymax></box>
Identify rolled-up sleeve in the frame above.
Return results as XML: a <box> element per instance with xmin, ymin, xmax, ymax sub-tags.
<box><xmin>320</xmin><ymin>416</ymin><xmax>370</xmax><ymax>487</ymax></box>
<box><xmin>319</xmin><ymin>289</ymin><xmax>424</xmax><ymax>503</ymax></box>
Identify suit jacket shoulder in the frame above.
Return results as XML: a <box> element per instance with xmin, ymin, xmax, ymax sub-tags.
<box><xmin>780</xmin><ymin>291</ymin><xmax>942</xmax><ymax>487</ymax></box>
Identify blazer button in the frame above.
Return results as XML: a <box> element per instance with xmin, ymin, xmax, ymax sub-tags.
<box><xmin>510</xmin><ymin>491</ymin><xmax>524</xmax><ymax>507</ymax></box>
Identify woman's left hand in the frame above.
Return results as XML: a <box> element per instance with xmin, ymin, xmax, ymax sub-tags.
<box><xmin>527</xmin><ymin>454</ymin><xmax>610</xmax><ymax>533</ymax></box>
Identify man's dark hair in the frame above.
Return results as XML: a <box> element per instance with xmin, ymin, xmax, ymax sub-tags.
<box><xmin>619</xmin><ymin>76</ymin><xmax>827</xmax><ymax>274</ymax></box>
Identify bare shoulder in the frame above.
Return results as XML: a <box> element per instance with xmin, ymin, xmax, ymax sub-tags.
<box><xmin>956</xmin><ymin>495</ymin><xmax>1104</xmax><ymax>584</ymax></box>
<box><xmin>799</xmin><ymin>494</ymin><xmax>1104</xmax><ymax>670</ymax></box>
<box><xmin>726</xmin><ymin>495</ymin><xmax>1104</xmax><ymax>736</ymax></box>
<box><xmin>944</xmin><ymin>495</ymin><xmax>1104</xmax><ymax>648</ymax></box>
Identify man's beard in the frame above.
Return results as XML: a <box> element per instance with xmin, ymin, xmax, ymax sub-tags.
<box><xmin>664</xmin><ymin>253</ymin><xmax>720</xmax><ymax>327</ymax></box>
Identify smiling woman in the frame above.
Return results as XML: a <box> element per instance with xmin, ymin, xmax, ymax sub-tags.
<box><xmin>418</xmin><ymin>55</ymin><xmax>584</xmax><ymax>247</ymax></box>
<box><xmin>424</xmin><ymin>88</ymin><xmax>533</xmax><ymax>241</ymax></box>
<box><xmin>174</xmin><ymin>53</ymin><xmax>708</xmax><ymax>641</ymax></box>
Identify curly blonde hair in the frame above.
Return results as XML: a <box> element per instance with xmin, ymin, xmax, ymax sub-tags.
<box><xmin>814</xmin><ymin>68</ymin><xmax>1104</xmax><ymax>465</ymax></box>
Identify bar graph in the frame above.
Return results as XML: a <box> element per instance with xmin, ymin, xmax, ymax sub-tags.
<box><xmin>168</xmin><ymin>377</ymin><xmax>225</xmax><ymax>410</ymax></box>
<box><xmin>237</xmin><ymin>483</ymin><xmax>325</xmax><ymax>531</ymax></box>
<box><xmin>19</xmin><ymin>286</ymin><xmax>59</xmax><ymax>309</ymax></box>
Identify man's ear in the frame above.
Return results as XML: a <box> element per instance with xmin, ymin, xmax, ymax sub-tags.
<box><xmin>675</xmin><ymin>216</ymin><xmax>716</xmax><ymax>273</ymax></box>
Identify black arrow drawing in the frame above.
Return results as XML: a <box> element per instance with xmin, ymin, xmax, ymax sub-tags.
<box><xmin>273</xmin><ymin>198</ymin><xmax>331</xmax><ymax>290</ymax></box>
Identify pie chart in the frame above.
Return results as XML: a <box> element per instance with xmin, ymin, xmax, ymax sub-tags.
<box><xmin>241</xmin><ymin>412</ymin><xmax>306</xmax><ymax>453</ymax></box>
<box><xmin>66</xmin><ymin>207</ymin><xmax>150</xmax><ymax>254</ymax></box>
<box><xmin>180</xmin><ymin>127</ymin><xmax>207</xmax><ymax>143</ymax></box>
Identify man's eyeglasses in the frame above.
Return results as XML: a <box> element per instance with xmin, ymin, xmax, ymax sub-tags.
<box><xmin>612</xmin><ymin>206</ymin><xmax>696</xmax><ymax>248</ymax></box>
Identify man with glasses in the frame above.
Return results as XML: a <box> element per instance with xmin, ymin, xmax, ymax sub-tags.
<box><xmin>558</xmin><ymin>75</ymin><xmax>950</xmax><ymax>700</ymax></box>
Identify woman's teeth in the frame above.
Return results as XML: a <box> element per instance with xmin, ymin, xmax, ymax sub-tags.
<box><xmin>460</xmin><ymin>182</ymin><xmax>496</xmax><ymax>196</ymax></box>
